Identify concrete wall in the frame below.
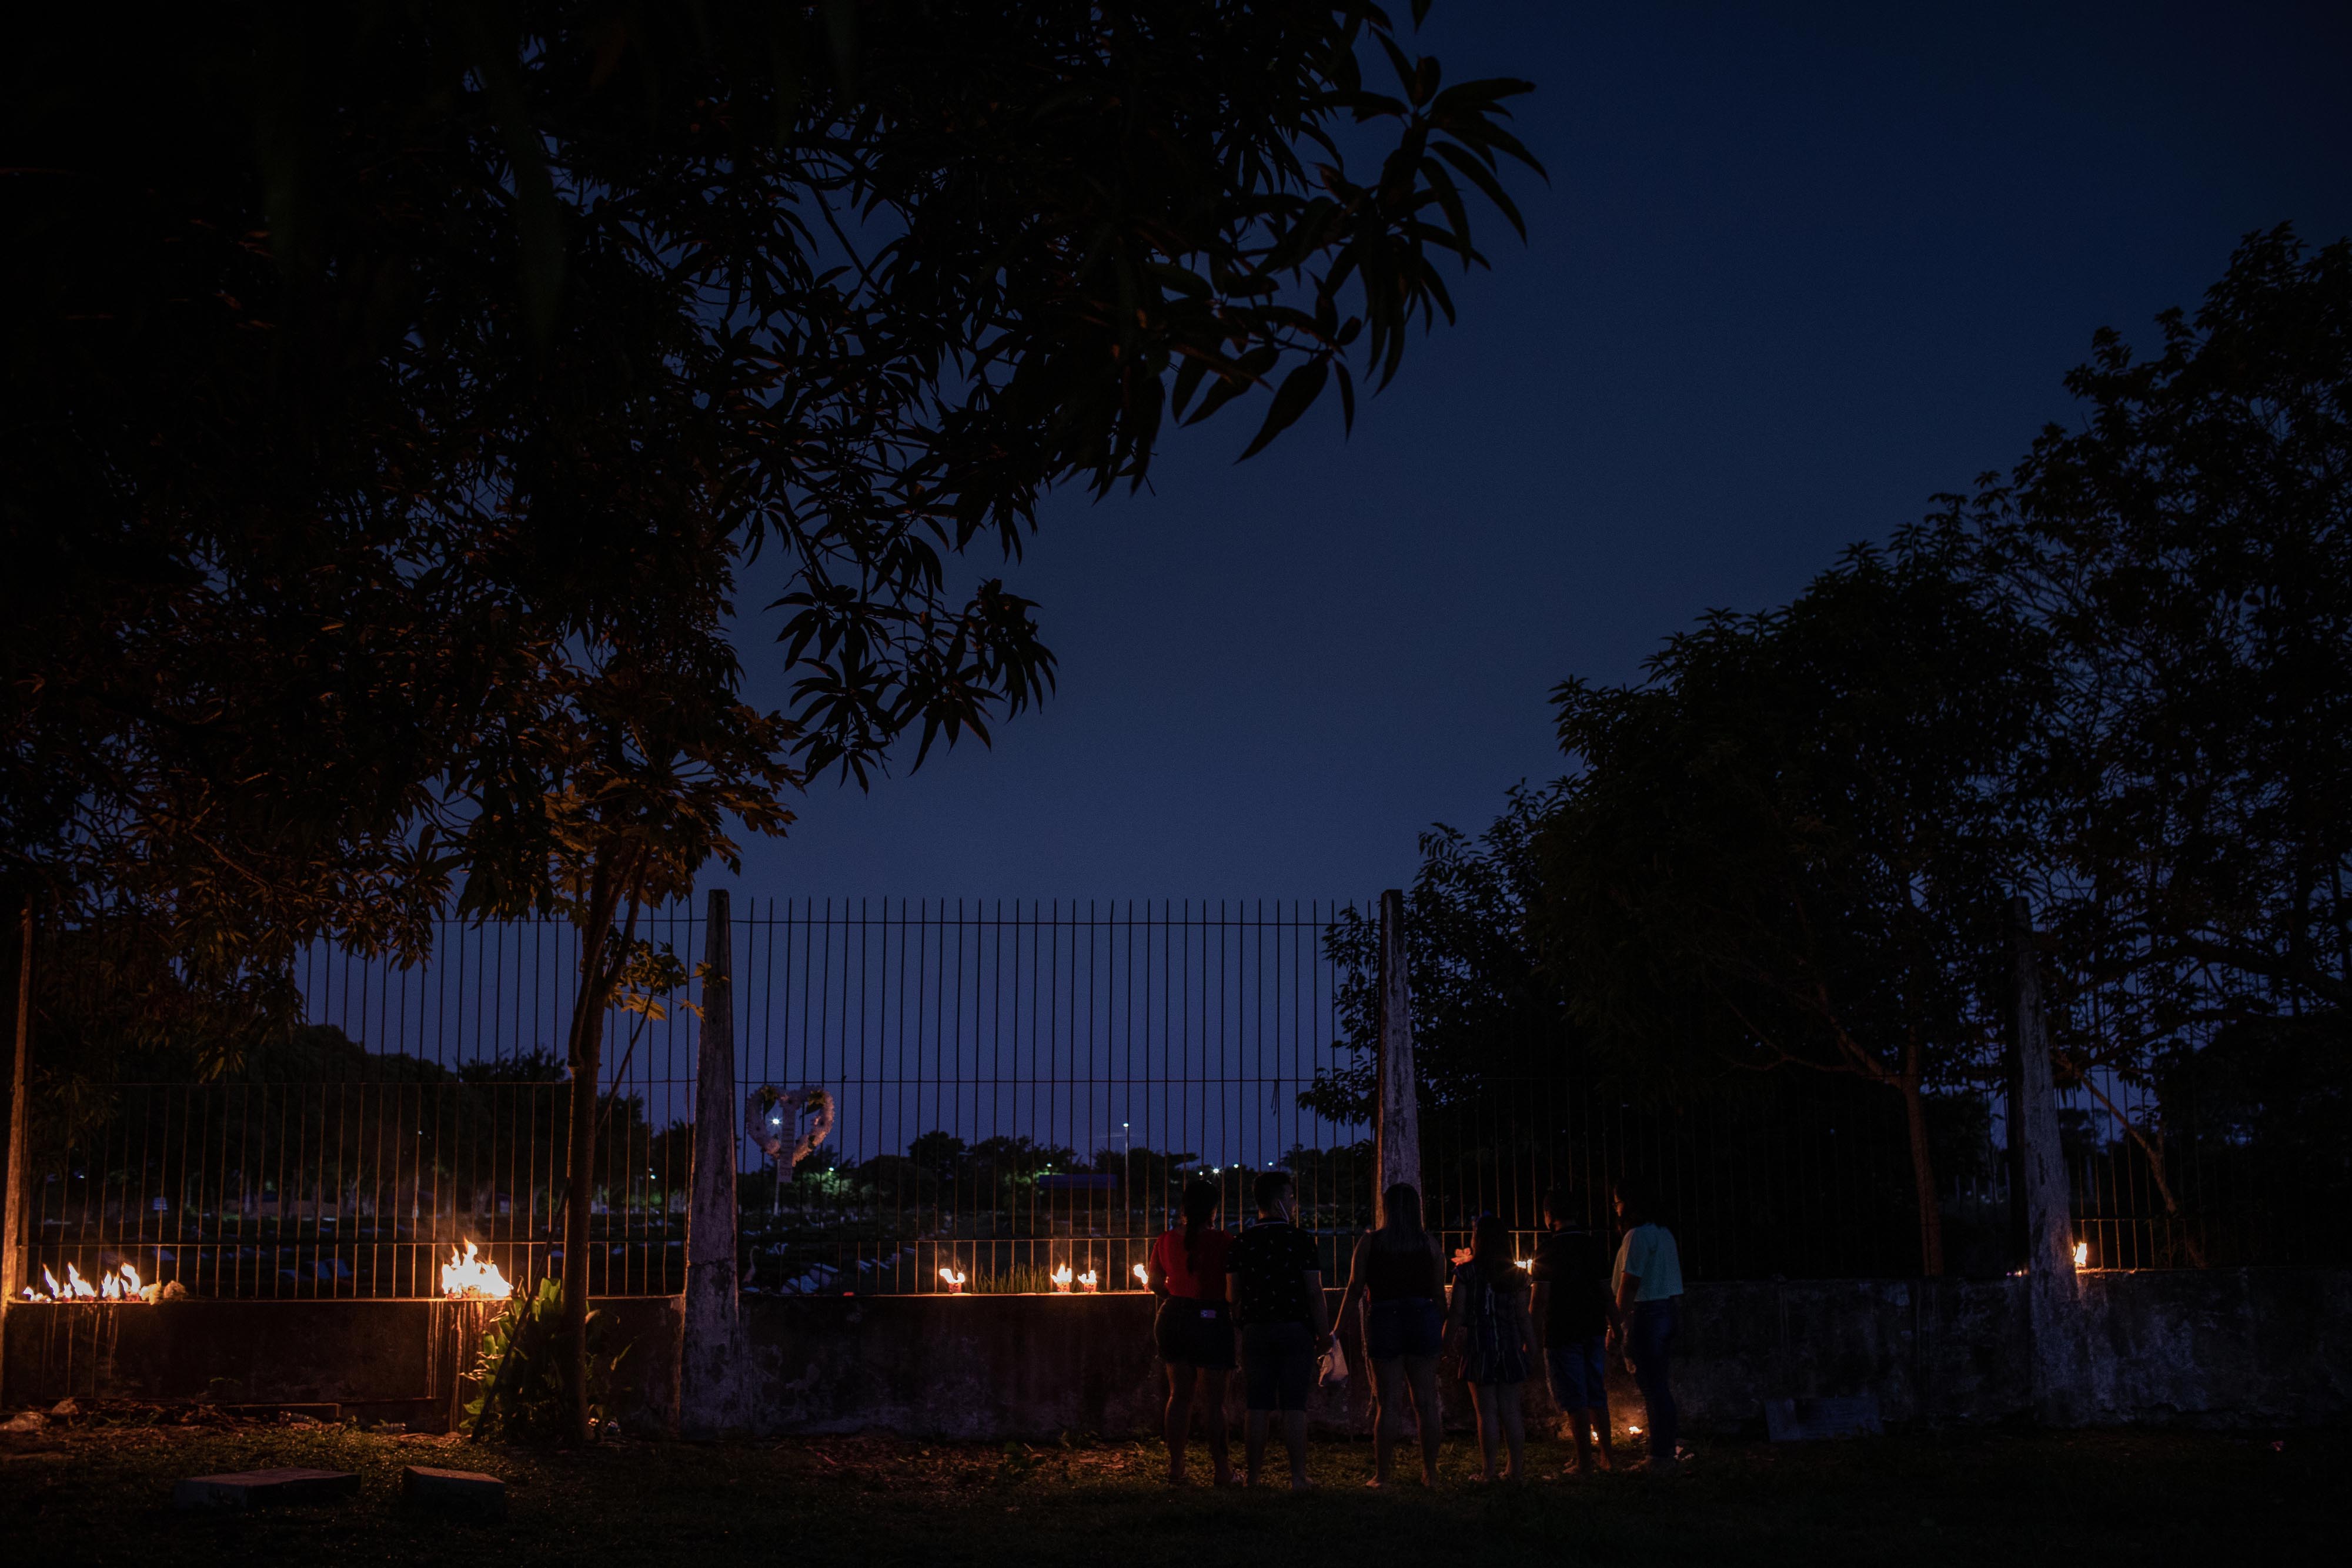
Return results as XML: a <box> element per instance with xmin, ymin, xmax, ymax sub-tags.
<box><xmin>0</xmin><ymin>1296</ymin><xmax>680</xmax><ymax>1432</ymax></box>
<box><xmin>5</xmin><ymin>1271</ymin><xmax>2344</xmax><ymax>1436</ymax></box>
<box><xmin>2077</xmin><ymin>1268</ymin><xmax>2351</xmax><ymax>1427</ymax></box>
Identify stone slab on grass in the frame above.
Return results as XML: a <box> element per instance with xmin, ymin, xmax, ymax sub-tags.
<box><xmin>402</xmin><ymin>1464</ymin><xmax>509</xmax><ymax>1519</ymax></box>
<box><xmin>173</xmin><ymin>1467</ymin><xmax>359</xmax><ymax>1510</ymax></box>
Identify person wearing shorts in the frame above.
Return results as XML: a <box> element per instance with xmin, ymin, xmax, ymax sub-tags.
<box><xmin>1529</xmin><ymin>1186</ymin><xmax>1616</xmax><ymax>1475</ymax></box>
<box><xmin>1334</xmin><ymin>1181</ymin><xmax>1447</xmax><ymax>1488</ymax></box>
<box><xmin>1145</xmin><ymin>1178</ymin><xmax>1235</xmax><ymax>1485</ymax></box>
<box><xmin>1224</xmin><ymin>1169</ymin><xmax>1331</xmax><ymax>1491</ymax></box>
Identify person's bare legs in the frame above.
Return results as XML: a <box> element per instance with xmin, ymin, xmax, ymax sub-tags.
<box><xmin>1573</xmin><ymin>1406</ymin><xmax>1614</xmax><ymax>1472</ymax></box>
<box><xmin>1468</xmin><ymin>1383</ymin><xmax>1501</xmax><ymax>1480</ymax></box>
<box><xmin>1497</xmin><ymin>1382</ymin><xmax>1526</xmax><ymax>1483</ymax></box>
<box><xmin>1281</xmin><ymin>1409</ymin><xmax>1311</xmax><ymax>1492</ymax></box>
<box><xmin>1164</xmin><ymin>1362</ymin><xmax>1197</xmax><ymax>1483</ymax></box>
<box><xmin>1402</xmin><ymin>1354</ymin><xmax>1442</xmax><ymax>1486</ymax></box>
<box><xmin>1244</xmin><ymin>1410</ymin><xmax>1271</xmax><ymax>1487</ymax></box>
<box><xmin>1369</xmin><ymin>1357</ymin><xmax>1405</xmax><ymax>1487</ymax></box>
<box><xmin>1200</xmin><ymin>1370</ymin><xmax>1235</xmax><ymax>1483</ymax></box>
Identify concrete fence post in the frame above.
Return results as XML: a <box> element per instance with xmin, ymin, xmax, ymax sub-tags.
<box><xmin>1372</xmin><ymin>889</ymin><xmax>1421</xmax><ymax>1224</ymax></box>
<box><xmin>2004</xmin><ymin>895</ymin><xmax>2090</xmax><ymax>1425</ymax></box>
<box><xmin>680</xmin><ymin>888</ymin><xmax>744</xmax><ymax>1437</ymax></box>
<box><xmin>2</xmin><ymin>905</ymin><xmax>32</xmax><ymax>1404</ymax></box>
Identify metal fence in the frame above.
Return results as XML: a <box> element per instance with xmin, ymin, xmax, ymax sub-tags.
<box><xmin>2060</xmin><ymin>1072</ymin><xmax>2350</xmax><ymax>1272</ymax></box>
<box><xmin>12</xmin><ymin>900</ymin><xmax>2344</xmax><ymax>1300</ymax></box>
<box><xmin>19</xmin><ymin>908</ymin><xmax>698</xmax><ymax>1302</ymax></box>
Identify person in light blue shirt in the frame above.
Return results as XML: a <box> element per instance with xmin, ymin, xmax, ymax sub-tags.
<box><xmin>1608</xmin><ymin>1175</ymin><xmax>1683</xmax><ymax>1474</ymax></box>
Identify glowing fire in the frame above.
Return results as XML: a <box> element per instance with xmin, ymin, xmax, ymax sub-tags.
<box><xmin>1131</xmin><ymin>1263</ymin><xmax>1149</xmax><ymax>1288</ymax></box>
<box><xmin>1051</xmin><ymin>1263</ymin><xmax>1074</xmax><ymax>1293</ymax></box>
<box><xmin>20</xmin><ymin>1262</ymin><xmax>151</xmax><ymax>1303</ymax></box>
<box><xmin>938</xmin><ymin>1266</ymin><xmax>967</xmax><ymax>1294</ymax></box>
<box><xmin>2072</xmin><ymin>1240</ymin><xmax>2089</xmax><ymax>1270</ymax></box>
<box><xmin>439</xmin><ymin>1241</ymin><xmax>512</xmax><ymax>1300</ymax></box>
<box><xmin>1078</xmin><ymin>1269</ymin><xmax>1099</xmax><ymax>1293</ymax></box>
<box><xmin>1515</xmin><ymin>1259</ymin><xmax>1532</xmax><ymax>1271</ymax></box>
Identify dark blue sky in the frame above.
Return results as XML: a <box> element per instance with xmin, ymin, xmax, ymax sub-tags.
<box><xmin>720</xmin><ymin>1</ymin><xmax>2352</xmax><ymax>905</ymax></box>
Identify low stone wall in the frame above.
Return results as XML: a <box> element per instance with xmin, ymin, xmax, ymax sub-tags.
<box><xmin>0</xmin><ymin>1296</ymin><xmax>680</xmax><ymax>1432</ymax></box>
<box><xmin>2077</xmin><ymin>1268</ymin><xmax>2350</xmax><ymax>1427</ymax></box>
<box><xmin>4</xmin><ymin>1270</ymin><xmax>2343</xmax><ymax>1436</ymax></box>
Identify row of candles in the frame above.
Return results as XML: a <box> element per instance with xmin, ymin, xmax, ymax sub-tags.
<box><xmin>29</xmin><ymin>1239</ymin><xmax>2113</xmax><ymax>1307</ymax></box>
<box><xmin>21</xmin><ymin>1246</ymin><xmax>517</xmax><ymax>1305</ymax></box>
<box><xmin>936</xmin><ymin>1262</ymin><xmax>1155</xmax><ymax>1295</ymax></box>
<box><xmin>22</xmin><ymin>1246</ymin><xmax>519</xmax><ymax>1304</ymax></box>
<box><xmin>938</xmin><ymin>1258</ymin><xmax>1555</xmax><ymax>1295</ymax></box>
<box><xmin>19</xmin><ymin>1261</ymin><xmax>154</xmax><ymax>1303</ymax></box>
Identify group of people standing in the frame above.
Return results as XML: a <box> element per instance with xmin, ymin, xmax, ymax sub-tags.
<box><xmin>1141</xmin><ymin>1169</ymin><xmax>1682</xmax><ymax>1490</ymax></box>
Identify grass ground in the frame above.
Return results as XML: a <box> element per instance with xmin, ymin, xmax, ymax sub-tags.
<box><xmin>2</xmin><ymin>1417</ymin><xmax>2340</xmax><ymax>1566</ymax></box>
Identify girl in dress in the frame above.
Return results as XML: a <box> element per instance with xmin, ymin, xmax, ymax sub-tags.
<box><xmin>1443</xmin><ymin>1212</ymin><xmax>1533</xmax><ymax>1483</ymax></box>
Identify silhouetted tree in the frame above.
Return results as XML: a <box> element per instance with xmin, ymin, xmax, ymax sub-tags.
<box><xmin>1975</xmin><ymin>228</ymin><xmax>2352</xmax><ymax>1208</ymax></box>
<box><xmin>1539</xmin><ymin>529</ymin><xmax>2044</xmax><ymax>1276</ymax></box>
<box><xmin>8</xmin><ymin>4</ymin><xmax>1544</xmax><ymax>1435</ymax></box>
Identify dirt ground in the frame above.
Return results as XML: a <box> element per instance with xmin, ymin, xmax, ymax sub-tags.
<box><xmin>1</xmin><ymin>1407</ymin><xmax>2341</xmax><ymax>1566</ymax></box>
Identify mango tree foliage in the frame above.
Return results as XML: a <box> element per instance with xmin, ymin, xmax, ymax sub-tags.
<box><xmin>5</xmin><ymin>2</ymin><xmax>1544</xmax><ymax>1439</ymax></box>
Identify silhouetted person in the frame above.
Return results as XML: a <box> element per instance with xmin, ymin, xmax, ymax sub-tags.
<box><xmin>1335</xmin><ymin>1181</ymin><xmax>1446</xmax><ymax>1488</ymax></box>
<box><xmin>1225</xmin><ymin>1169</ymin><xmax>1331</xmax><ymax>1491</ymax></box>
<box><xmin>1444</xmin><ymin>1213</ymin><xmax>1532</xmax><ymax>1483</ymax></box>
<box><xmin>1530</xmin><ymin>1186</ymin><xmax>1616</xmax><ymax>1475</ymax></box>
<box><xmin>1609</xmin><ymin>1175</ymin><xmax>1683</xmax><ymax>1475</ymax></box>
<box><xmin>1145</xmin><ymin>1178</ymin><xmax>1235</xmax><ymax>1485</ymax></box>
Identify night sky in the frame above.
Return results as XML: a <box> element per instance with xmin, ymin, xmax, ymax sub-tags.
<box><xmin>722</xmin><ymin>1</ymin><xmax>2352</xmax><ymax>907</ymax></box>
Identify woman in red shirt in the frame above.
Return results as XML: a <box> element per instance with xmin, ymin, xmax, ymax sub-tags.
<box><xmin>1145</xmin><ymin>1178</ymin><xmax>1235</xmax><ymax>1485</ymax></box>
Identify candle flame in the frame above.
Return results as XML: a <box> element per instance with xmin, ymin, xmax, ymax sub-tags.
<box><xmin>439</xmin><ymin>1240</ymin><xmax>512</xmax><ymax>1300</ymax></box>
<box><xmin>1078</xmin><ymin>1269</ymin><xmax>1098</xmax><ymax>1292</ymax></box>
<box><xmin>1051</xmin><ymin>1263</ymin><xmax>1073</xmax><ymax>1292</ymax></box>
<box><xmin>2072</xmin><ymin>1240</ymin><xmax>2089</xmax><ymax>1270</ymax></box>
<box><xmin>938</xmin><ymin>1266</ymin><xmax>967</xmax><ymax>1293</ymax></box>
<box><xmin>22</xmin><ymin>1261</ymin><xmax>151</xmax><ymax>1304</ymax></box>
<box><xmin>1131</xmin><ymin>1263</ymin><xmax>1149</xmax><ymax>1288</ymax></box>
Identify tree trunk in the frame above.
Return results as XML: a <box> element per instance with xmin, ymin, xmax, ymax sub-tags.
<box><xmin>1896</xmin><ymin>1075</ymin><xmax>1945</xmax><ymax>1278</ymax></box>
<box><xmin>562</xmin><ymin>975</ymin><xmax>607</xmax><ymax>1443</ymax></box>
<box><xmin>560</xmin><ymin>848</ymin><xmax>629</xmax><ymax>1445</ymax></box>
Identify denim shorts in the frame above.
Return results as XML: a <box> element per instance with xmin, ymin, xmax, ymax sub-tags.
<box><xmin>1365</xmin><ymin>1297</ymin><xmax>1444</xmax><ymax>1360</ymax></box>
<box><xmin>1240</xmin><ymin>1321</ymin><xmax>1316</xmax><ymax>1412</ymax></box>
<box><xmin>1544</xmin><ymin>1337</ymin><xmax>1609</xmax><ymax>1412</ymax></box>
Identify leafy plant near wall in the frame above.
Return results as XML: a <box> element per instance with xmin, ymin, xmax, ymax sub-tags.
<box><xmin>465</xmin><ymin>1279</ymin><xmax>630</xmax><ymax>1443</ymax></box>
